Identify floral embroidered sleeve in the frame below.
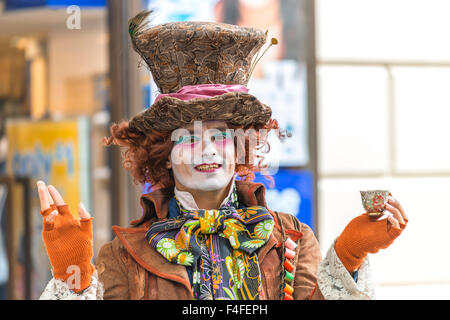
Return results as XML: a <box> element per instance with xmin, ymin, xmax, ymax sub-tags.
<box><xmin>39</xmin><ymin>271</ymin><xmax>103</xmax><ymax>300</ymax></box>
<box><xmin>316</xmin><ymin>238</ymin><xmax>376</xmax><ymax>300</ymax></box>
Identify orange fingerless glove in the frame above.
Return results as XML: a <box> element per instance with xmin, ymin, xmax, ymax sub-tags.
<box><xmin>334</xmin><ymin>213</ymin><xmax>407</xmax><ymax>272</ymax></box>
<box><xmin>41</xmin><ymin>204</ymin><xmax>95</xmax><ymax>293</ymax></box>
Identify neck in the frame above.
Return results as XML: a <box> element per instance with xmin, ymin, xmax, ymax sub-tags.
<box><xmin>175</xmin><ymin>178</ymin><xmax>234</xmax><ymax>210</ymax></box>
<box><xmin>189</xmin><ymin>187</ymin><xmax>230</xmax><ymax>210</ymax></box>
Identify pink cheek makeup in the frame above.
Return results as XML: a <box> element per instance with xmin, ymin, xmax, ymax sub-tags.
<box><xmin>214</xmin><ymin>137</ymin><xmax>231</xmax><ymax>147</ymax></box>
<box><xmin>175</xmin><ymin>142</ymin><xmax>197</xmax><ymax>149</ymax></box>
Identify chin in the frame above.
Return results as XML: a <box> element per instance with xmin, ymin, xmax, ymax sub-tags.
<box><xmin>194</xmin><ymin>177</ymin><xmax>231</xmax><ymax>191</ymax></box>
<box><xmin>196</xmin><ymin>183</ymin><xmax>227</xmax><ymax>192</ymax></box>
<box><xmin>184</xmin><ymin>171</ymin><xmax>234</xmax><ymax>192</ymax></box>
<box><xmin>173</xmin><ymin>165</ymin><xmax>236</xmax><ymax>192</ymax></box>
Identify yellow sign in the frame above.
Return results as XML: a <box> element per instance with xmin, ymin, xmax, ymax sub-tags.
<box><xmin>6</xmin><ymin>118</ymin><xmax>90</xmax><ymax>217</ymax></box>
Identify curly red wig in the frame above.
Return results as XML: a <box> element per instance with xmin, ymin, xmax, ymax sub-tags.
<box><xmin>104</xmin><ymin>119</ymin><xmax>286</xmax><ymax>189</ymax></box>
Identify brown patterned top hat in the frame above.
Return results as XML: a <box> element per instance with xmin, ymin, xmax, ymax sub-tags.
<box><xmin>127</xmin><ymin>10</ymin><xmax>273</xmax><ymax>133</ymax></box>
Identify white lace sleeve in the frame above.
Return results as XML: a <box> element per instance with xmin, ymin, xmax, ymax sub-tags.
<box><xmin>317</xmin><ymin>239</ymin><xmax>375</xmax><ymax>300</ymax></box>
<box><xmin>39</xmin><ymin>270</ymin><xmax>104</xmax><ymax>300</ymax></box>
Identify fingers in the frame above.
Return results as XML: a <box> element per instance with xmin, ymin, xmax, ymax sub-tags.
<box><xmin>80</xmin><ymin>218</ymin><xmax>93</xmax><ymax>238</ymax></box>
<box><xmin>39</xmin><ymin>183</ymin><xmax>91</xmax><ymax>228</ymax></box>
<box><xmin>387</xmin><ymin>215</ymin><xmax>400</xmax><ymax>229</ymax></box>
<box><xmin>37</xmin><ymin>181</ymin><xmax>54</xmax><ymax>211</ymax></box>
<box><xmin>388</xmin><ymin>197</ymin><xmax>408</xmax><ymax>224</ymax></box>
<box><xmin>79</xmin><ymin>203</ymin><xmax>93</xmax><ymax>238</ymax></box>
<box><xmin>78</xmin><ymin>203</ymin><xmax>91</xmax><ymax>220</ymax></box>
<box><xmin>386</xmin><ymin>215</ymin><xmax>403</xmax><ymax>241</ymax></box>
<box><xmin>43</xmin><ymin>210</ymin><xmax>59</xmax><ymax>231</ymax></box>
<box><xmin>385</xmin><ymin>200</ymin><xmax>405</xmax><ymax>227</ymax></box>
<box><xmin>386</xmin><ymin>197</ymin><xmax>408</xmax><ymax>231</ymax></box>
<box><xmin>47</xmin><ymin>185</ymin><xmax>66</xmax><ymax>206</ymax></box>
<box><xmin>46</xmin><ymin>185</ymin><xmax>74</xmax><ymax>218</ymax></box>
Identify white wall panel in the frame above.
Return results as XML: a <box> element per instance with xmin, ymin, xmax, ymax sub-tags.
<box><xmin>317</xmin><ymin>66</ymin><xmax>390</xmax><ymax>175</ymax></box>
<box><xmin>317</xmin><ymin>0</ymin><xmax>450</xmax><ymax>62</ymax></box>
<box><xmin>392</xmin><ymin>67</ymin><xmax>450</xmax><ymax>174</ymax></box>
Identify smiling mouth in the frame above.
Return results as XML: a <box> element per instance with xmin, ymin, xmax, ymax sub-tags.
<box><xmin>194</xmin><ymin>163</ymin><xmax>222</xmax><ymax>172</ymax></box>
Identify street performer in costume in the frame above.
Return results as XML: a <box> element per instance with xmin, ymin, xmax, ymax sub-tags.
<box><xmin>38</xmin><ymin>11</ymin><xmax>408</xmax><ymax>300</ymax></box>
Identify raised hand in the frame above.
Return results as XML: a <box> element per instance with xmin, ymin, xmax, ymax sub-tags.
<box><xmin>334</xmin><ymin>197</ymin><xmax>408</xmax><ymax>272</ymax></box>
<box><xmin>37</xmin><ymin>181</ymin><xmax>95</xmax><ymax>292</ymax></box>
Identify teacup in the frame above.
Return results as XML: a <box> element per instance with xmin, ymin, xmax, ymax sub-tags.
<box><xmin>360</xmin><ymin>190</ymin><xmax>392</xmax><ymax>216</ymax></box>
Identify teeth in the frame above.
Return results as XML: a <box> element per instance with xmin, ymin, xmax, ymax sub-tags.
<box><xmin>196</xmin><ymin>164</ymin><xmax>220</xmax><ymax>171</ymax></box>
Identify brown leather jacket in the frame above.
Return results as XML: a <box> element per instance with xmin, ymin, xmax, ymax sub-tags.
<box><xmin>95</xmin><ymin>180</ymin><xmax>325</xmax><ymax>300</ymax></box>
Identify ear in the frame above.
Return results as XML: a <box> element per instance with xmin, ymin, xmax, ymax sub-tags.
<box><xmin>165</xmin><ymin>156</ymin><xmax>172</xmax><ymax>169</ymax></box>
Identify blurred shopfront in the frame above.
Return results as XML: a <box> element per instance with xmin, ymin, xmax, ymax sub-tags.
<box><xmin>0</xmin><ymin>0</ymin><xmax>317</xmax><ymax>299</ymax></box>
<box><xmin>0</xmin><ymin>0</ymin><xmax>111</xmax><ymax>300</ymax></box>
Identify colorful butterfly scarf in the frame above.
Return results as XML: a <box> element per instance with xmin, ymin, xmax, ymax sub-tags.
<box><xmin>145</xmin><ymin>188</ymin><xmax>274</xmax><ymax>300</ymax></box>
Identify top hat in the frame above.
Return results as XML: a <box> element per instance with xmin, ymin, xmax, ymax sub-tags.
<box><xmin>127</xmin><ymin>10</ymin><xmax>273</xmax><ymax>133</ymax></box>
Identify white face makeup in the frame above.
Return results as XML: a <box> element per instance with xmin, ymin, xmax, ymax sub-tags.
<box><xmin>169</xmin><ymin>121</ymin><xmax>236</xmax><ymax>192</ymax></box>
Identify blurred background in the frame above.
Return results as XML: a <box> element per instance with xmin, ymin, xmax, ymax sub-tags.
<box><xmin>0</xmin><ymin>0</ymin><xmax>449</xmax><ymax>300</ymax></box>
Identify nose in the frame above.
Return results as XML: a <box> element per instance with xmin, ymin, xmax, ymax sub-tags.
<box><xmin>202</xmin><ymin>136</ymin><xmax>216</xmax><ymax>157</ymax></box>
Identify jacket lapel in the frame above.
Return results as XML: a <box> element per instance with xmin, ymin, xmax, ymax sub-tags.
<box><xmin>112</xmin><ymin>224</ymin><xmax>194</xmax><ymax>298</ymax></box>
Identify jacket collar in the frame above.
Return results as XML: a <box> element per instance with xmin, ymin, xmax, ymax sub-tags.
<box><xmin>112</xmin><ymin>180</ymin><xmax>280</xmax><ymax>297</ymax></box>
